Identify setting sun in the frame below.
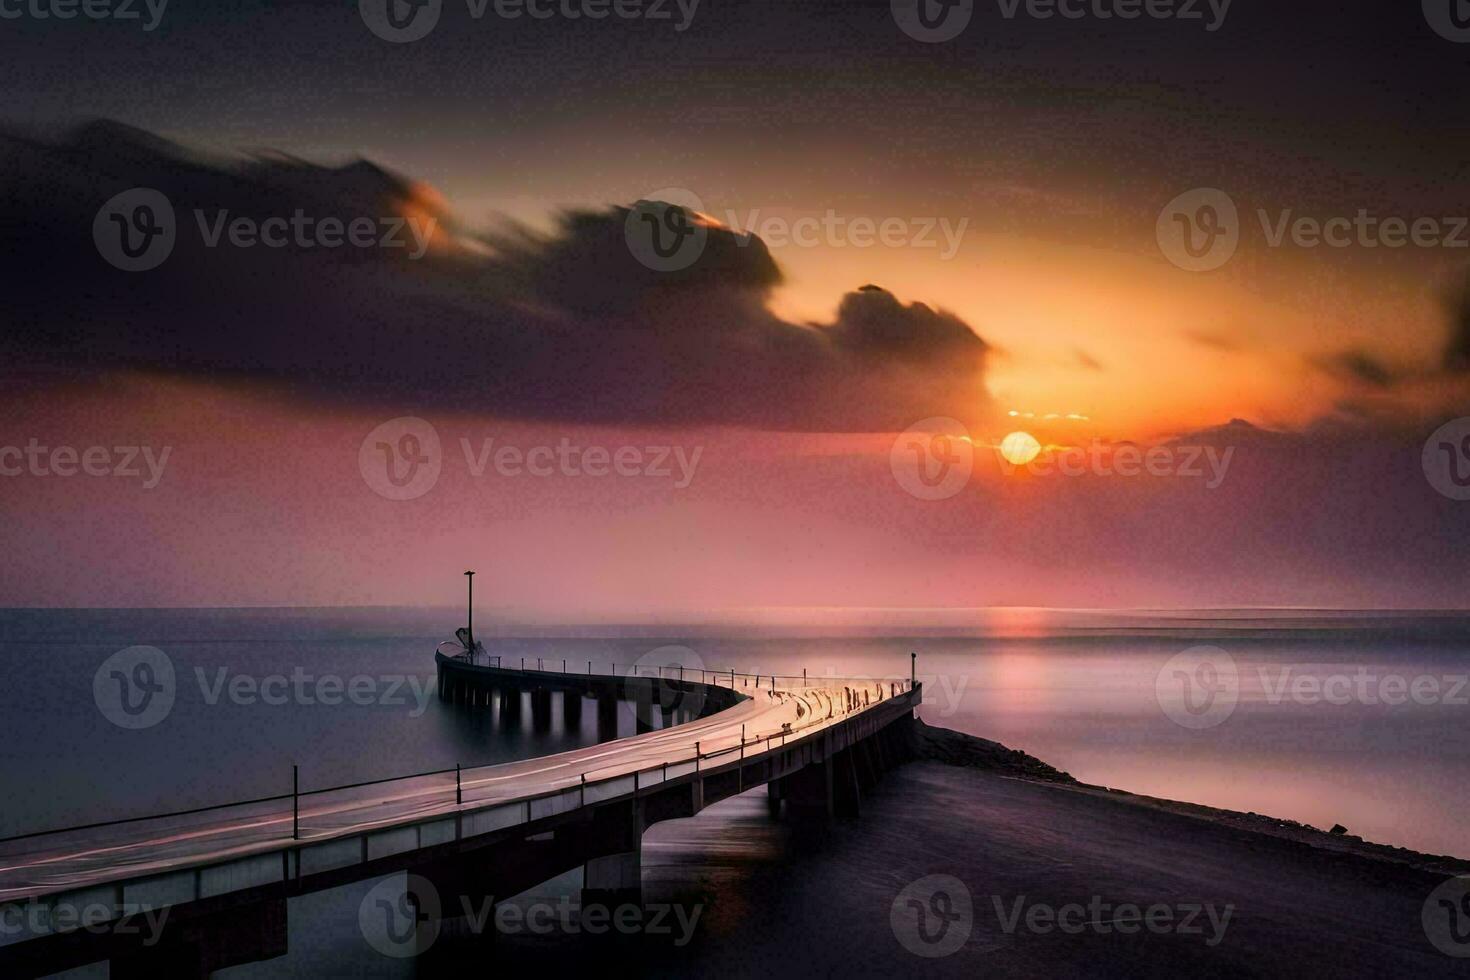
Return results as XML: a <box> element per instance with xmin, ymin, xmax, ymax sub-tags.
<box><xmin>1000</xmin><ymin>430</ymin><xmax>1042</xmax><ymax>465</ymax></box>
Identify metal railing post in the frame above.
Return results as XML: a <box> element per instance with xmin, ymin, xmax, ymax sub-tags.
<box><xmin>581</xmin><ymin>773</ymin><xmax>586</xmax><ymax>806</ymax></box>
<box><xmin>740</xmin><ymin>724</ymin><xmax>745</xmax><ymax>759</ymax></box>
<box><xmin>695</xmin><ymin>741</ymin><xmax>700</xmax><ymax>771</ymax></box>
<box><xmin>456</xmin><ymin>764</ymin><xmax>462</xmax><ymax>805</ymax></box>
<box><xmin>292</xmin><ymin>765</ymin><xmax>299</xmax><ymax>841</ymax></box>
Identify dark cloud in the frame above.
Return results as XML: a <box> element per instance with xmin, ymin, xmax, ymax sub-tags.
<box><xmin>1</xmin><ymin>121</ymin><xmax>990</xmax><ymax>432</ymax></box>
<box><xmin>1312</xmin><ymin>350</ymin><xmax>1397</xmax><ymax>389</ymax></box>
<box><xmin>1183</xmin><ymin>330</ymin><xmax>1241</xmax><ymax>352</ymax></box>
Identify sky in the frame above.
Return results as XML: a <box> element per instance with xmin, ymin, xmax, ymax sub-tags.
<box><xmin>2</xmin><ymin>0</ymin><xmax>1470</xmax><ymax>612</ymax></box>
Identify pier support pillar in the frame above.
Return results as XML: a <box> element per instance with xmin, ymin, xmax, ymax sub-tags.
<box><xmin>582</xmin><ymin>799</ymin><xmax>644</xmax><ymax>911</ymax></box>
<box><xmin>596</xmin><ymin>693</ymin><xmax>619</xmax><ymax>742</ymax></box>
<box><xmin>562</xmin><ymin>691</ymin><xmax>583</xmax><ymax>733</ymax></box>
<box><xmin>582</xmin><ymin>850</ymin><xmax>641</xmax><ymax>910</ymax></box>
<box><xmin>782</xmin><ymin>756</ymin><xmax>834</xmax><ymax>826</ymax></box>
<box><xmin>633</xmin><ymin>684</ymin><xmax>655</xmax><ymax>734</ymax></box>
<box><xmin>498</xmin><ymin>688</ymin><xmax>522</xmax><ymax>727</ymax></box>
<box><xmin>531</xmin><ymin>688</ymin><xmax>553</xmax><ymax>731</ymax></box>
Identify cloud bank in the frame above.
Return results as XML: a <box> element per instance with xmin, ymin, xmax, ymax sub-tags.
<box><xmin>1</xmin><ymin>120</ymin><xmax>990</xmax><ymax>432</ymax></box>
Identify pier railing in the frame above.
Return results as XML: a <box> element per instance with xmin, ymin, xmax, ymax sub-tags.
<box><xmin>0</xmin><ymin>656</ymin><xmax>917</xmax><ymax>874</ymax></box>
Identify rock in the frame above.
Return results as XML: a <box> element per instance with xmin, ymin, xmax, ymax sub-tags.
<box><xmin>1330</xmin><ymin>824</ymin><xmax>1348</xmax><ymax>835</ymax></box>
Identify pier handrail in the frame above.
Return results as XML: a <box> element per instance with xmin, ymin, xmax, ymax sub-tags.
<box><xmin>0</xmin><ymin>657</ymin><xmax>915</xmax><ymax>855</ymax></box>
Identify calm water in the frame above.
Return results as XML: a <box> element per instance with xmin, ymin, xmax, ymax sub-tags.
<box><xmin>3</xmin><ymin>607</ymin><xmax>1468</xmax><ymax>975</ymax></box>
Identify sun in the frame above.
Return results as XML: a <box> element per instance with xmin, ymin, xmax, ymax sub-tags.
<box><xmin>999</xmin><ymin>431</ymin><xmax>1042</xmax><ymax>465</ymax></box>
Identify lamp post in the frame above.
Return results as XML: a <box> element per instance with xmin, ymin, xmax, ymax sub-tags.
<box><xmin>464</xmin><ymin>570</ymin><xmax>475</xmax><ymax>651</ymax></box>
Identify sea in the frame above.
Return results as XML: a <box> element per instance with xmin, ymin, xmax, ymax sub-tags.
<box><xmin>3</xmin><ymin>606</ymin><xmax>1466</xmax><ymax>976</ymax></box>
